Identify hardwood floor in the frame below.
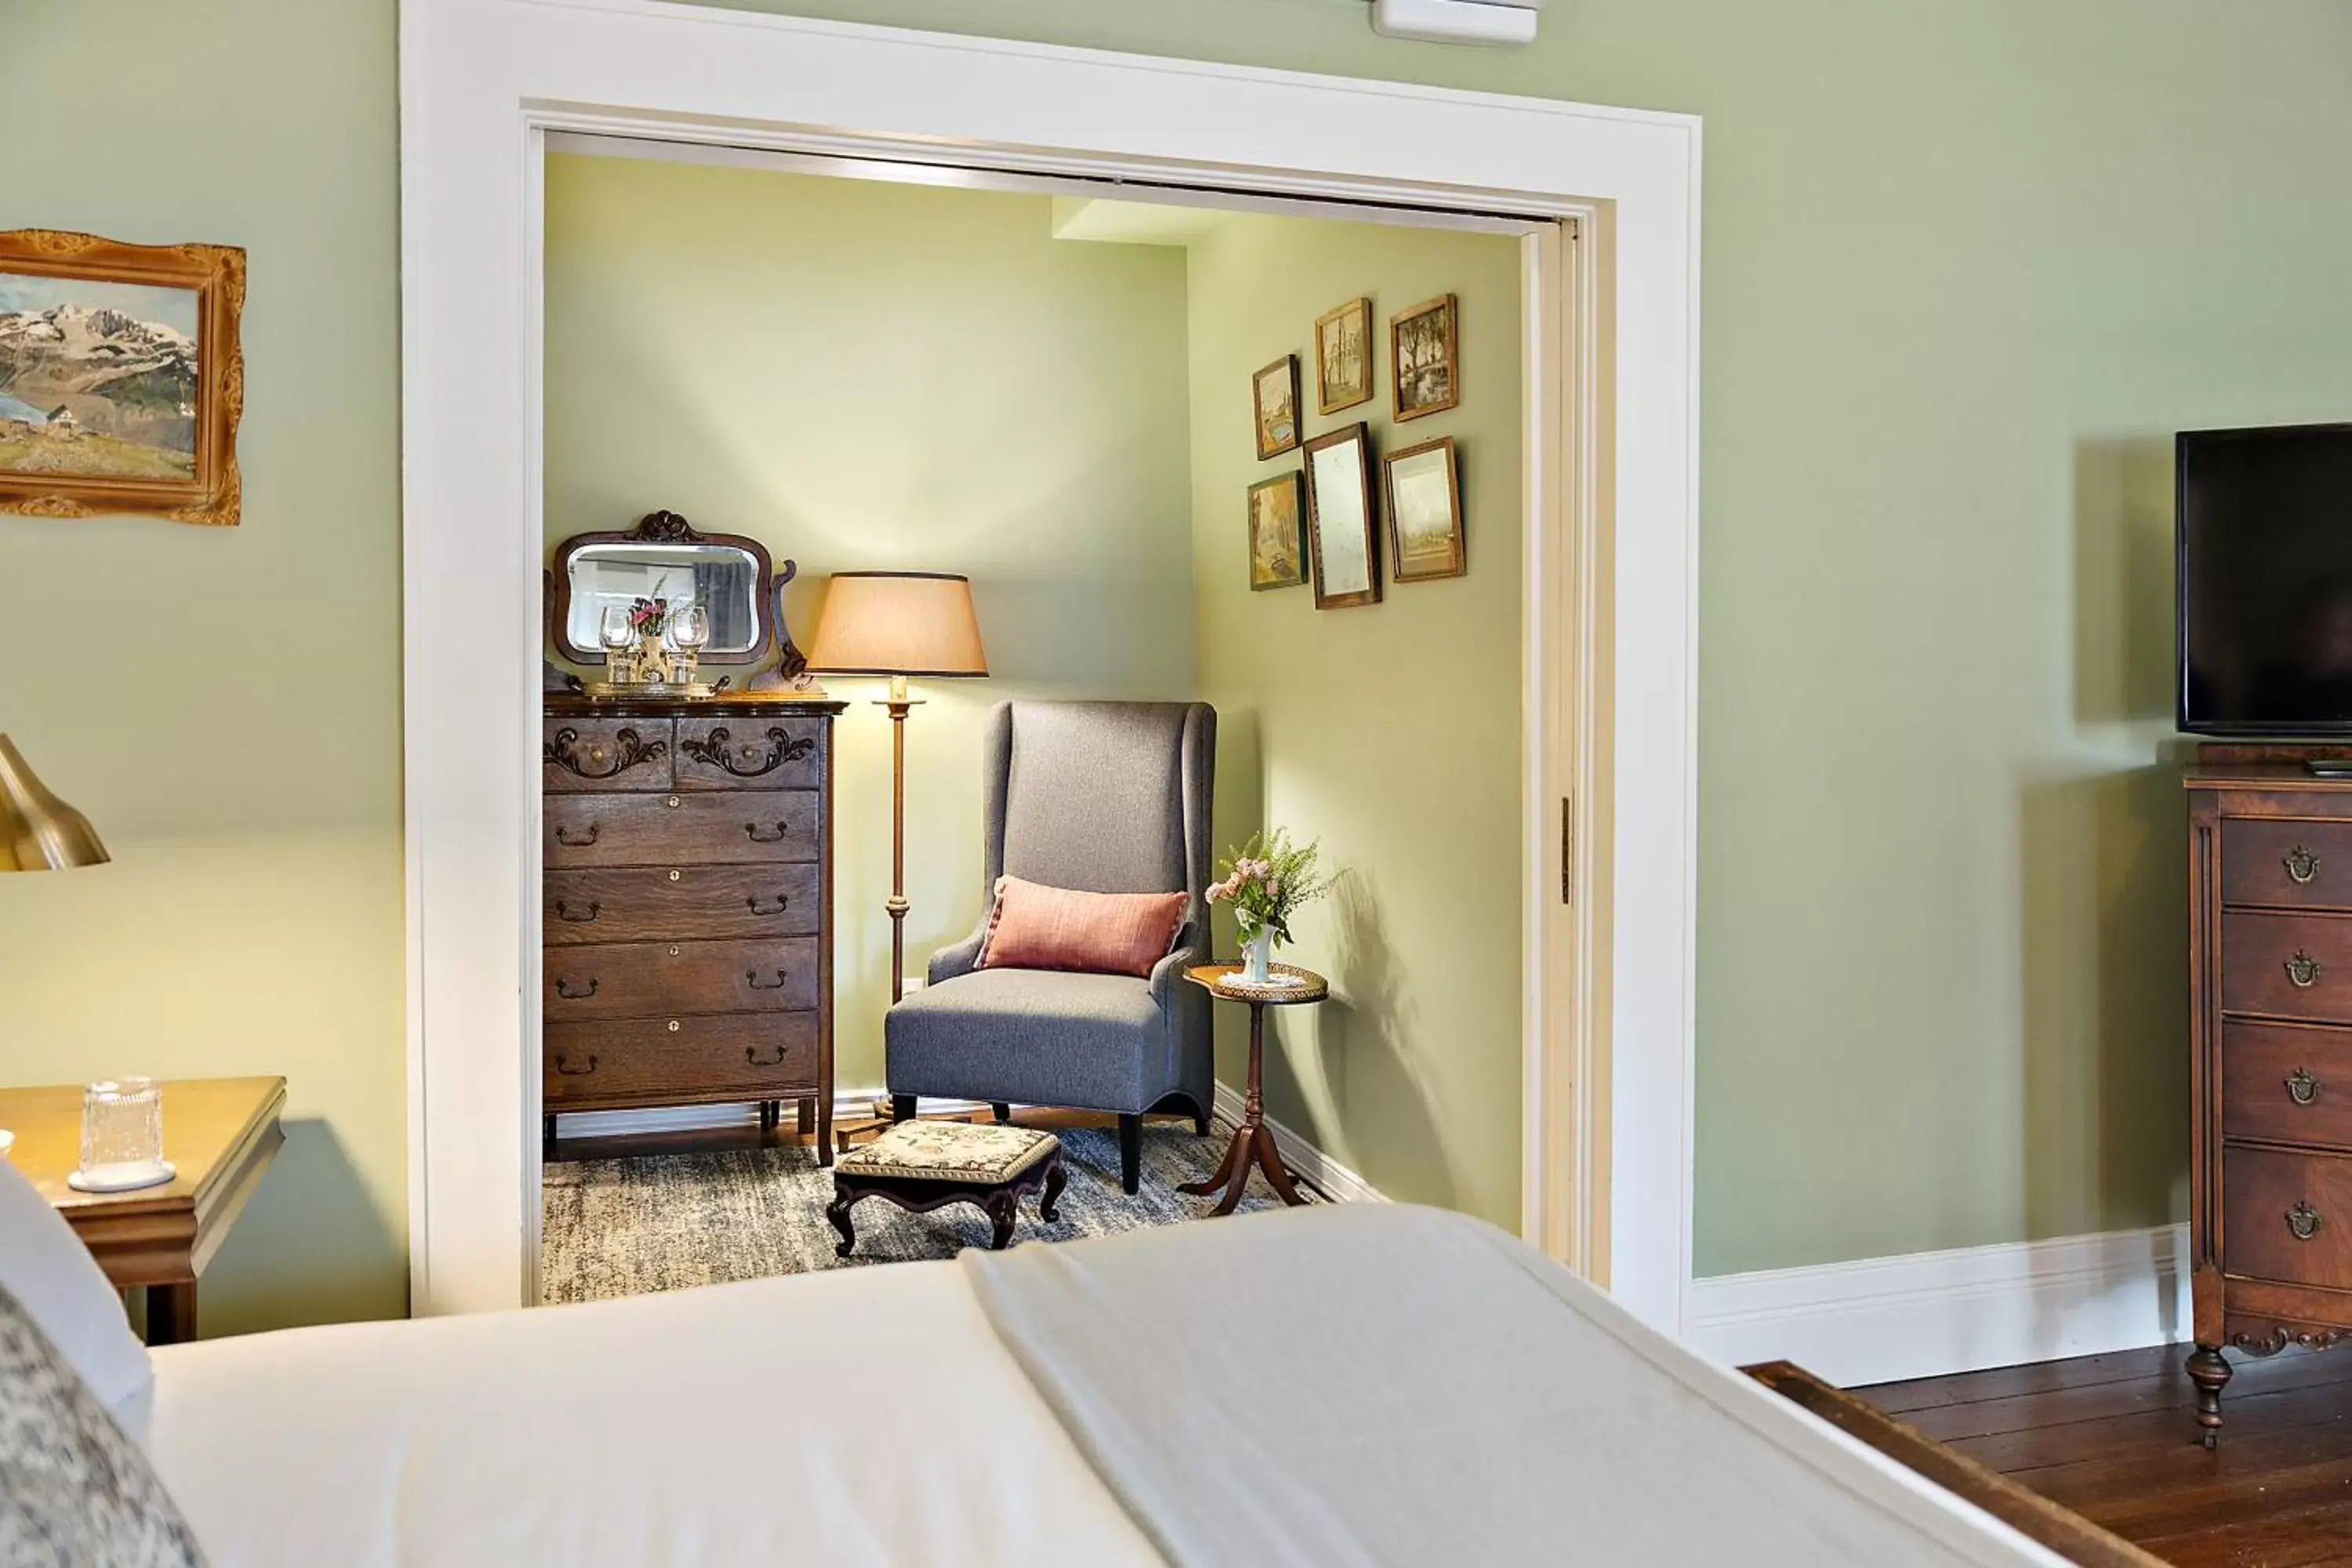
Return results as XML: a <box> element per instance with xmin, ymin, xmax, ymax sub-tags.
<box><xmin>1859</xmin><ymin>1344</ymin><xmax>2352</xmax><ymax>1565</ymax></box>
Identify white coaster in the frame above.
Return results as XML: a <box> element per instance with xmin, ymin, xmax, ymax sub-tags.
<box><xmin>67</xmin><ymin>1160</ymin><xmax>176</xmax><ymax>1193</ymax></box>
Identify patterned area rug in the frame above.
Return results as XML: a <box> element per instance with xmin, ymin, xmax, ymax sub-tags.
<box><xmin>542</xmin><ymin>1119</ymin><xmax>1314</xmax><ymax>1305</ymax></box>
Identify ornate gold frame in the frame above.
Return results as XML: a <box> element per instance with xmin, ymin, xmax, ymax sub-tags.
<box><xmin>0</xmin><ymin>229</ymin><xmax>246</xmax><ymax>527</ymax></box>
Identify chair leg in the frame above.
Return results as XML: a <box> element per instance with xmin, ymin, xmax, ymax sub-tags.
<box><xmin>991</xmin><ymin>1102</ymin><xmax>1012</xmax><ymax>1124</ymax></box>
<box><xmin>891</xmin><ymin>1094</ymin><xmax>916</xmax><ymax>1123</ymax></box>
<box><xmin>1193</xmin><ymin>1106</ymin><xmax>1210</xmax><ymax>1136</ymax></box>
<box><xmin>1119</xmin><ymin>1113</ymin><xmax>1142</xmax><ymax>1196</ymax></box>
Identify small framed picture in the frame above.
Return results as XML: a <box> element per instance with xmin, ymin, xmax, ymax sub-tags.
<box><xmin>1390</xmin><ymin>293</ymin><xmax>1459</xmax><ymax>423</ymax></box>
<box><xmin>1384</xmin><ymin>437</ymin><xmax>1465</xmax><ymax>583</ymax></box>
<box><xmin>1304</xmin><ymin>423</ymin><xmax>1381</xmax><ymax>611</ymax></box>
<box><xmin>1253</xmin><ymin>354</ymin><xmax>1301</xmax><ymax>459</ymax></box>
<box><xmin>1314</xmin><ymin>297</ymin><xmax>1374</xmax><ymax>415</ymax></box>
<box><xmin>1247</xmin><ymin>473</ymin><xmax>1307</xmax><ymax>590</ymax></box>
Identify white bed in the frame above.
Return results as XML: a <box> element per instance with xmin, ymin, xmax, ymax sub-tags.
<box><xmin>122</xmin><ymin>1206</ymin><xmax>2100</xmax><ymax>1568</ymax></box>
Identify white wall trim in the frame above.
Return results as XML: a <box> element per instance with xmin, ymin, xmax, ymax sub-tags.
<box><xmin>1686</xmin><ymin>1224</ymin><xmax>2192</xmax><ymax>1388</ymax></box>
<box><xmin>402</xmin><ymin>0</ymin><xmax>1700</xmax><ymax>1325</ymax></box>
<box><xmin>1210</xmin><ymin>1082</ymin><xmax>1390</xmax><ymax>1206</ymax></box>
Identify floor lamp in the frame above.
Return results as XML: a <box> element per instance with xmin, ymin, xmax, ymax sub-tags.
<box><xmin>804</xmin><ymin>572</ymin><xmax>989</xmax><ymax>1004</ymax></box>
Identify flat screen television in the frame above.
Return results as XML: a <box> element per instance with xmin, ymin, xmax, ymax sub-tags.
<box><xmin>2178</xmin><ymin>422</ymin><xmax>2352</xmax><ymax>735</ymax></box>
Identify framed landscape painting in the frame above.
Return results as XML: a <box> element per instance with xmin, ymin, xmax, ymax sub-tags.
<box><xmin>1247</xmin><ymin>472</ymin><xmax>1306</xmax><ymax>590</ymax></box>
<box><xmin>0</xmin><ymin>230</ymin><xmax>245</xmax><ymax>526</ymax></box>
<box><xmin>1390</xmin><ymin>293</ymin><xmax>1460</xmax><ymax>423</ymax></box>
<box><xmin>1314</xmin><ymin>296</ymin><xmax>1373</xmax><ymax>414</ymax></box>
<box><xmin>1253</xmin><ymin>354</ymin><xmax>1301</xmax><ymax>460</ymax></box>
<box><xmin>1384</xmin><ymin>436</ymin><xmax>1465</xmax><ymax>582</ymax></box>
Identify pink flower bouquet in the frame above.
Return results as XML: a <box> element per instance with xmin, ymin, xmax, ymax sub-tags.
<box><xmin>1205</xmin><ymin>828</ymin><xmax>1330</xmax><ymax>951</ymax></box>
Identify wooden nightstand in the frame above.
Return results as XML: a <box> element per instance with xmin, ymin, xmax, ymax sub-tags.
<box><xmin>0</xmin><ymin>1075</ymin><xmax>287</xmax><ymax>1344</ymax></box>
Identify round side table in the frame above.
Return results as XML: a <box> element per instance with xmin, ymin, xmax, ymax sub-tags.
<box><xmin>1179</xmin><ymin>961</ymin><xmax>1328</xmax><ymax>1215</ymax></box>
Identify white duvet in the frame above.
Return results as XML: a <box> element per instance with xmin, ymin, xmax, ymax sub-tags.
<box><xmin>147</xmin><ymin>1260</ymin><xmax>1160</xmax><ymax>1567</ymax></box>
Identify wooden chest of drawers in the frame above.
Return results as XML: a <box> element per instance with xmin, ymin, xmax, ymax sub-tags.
<box><xmin>543</xmin><ymin>696</ymin><xmax>845</xmax><ymax>1163</ymax></box>
<box><xmin>2187</xmin><ymin>760</ymin><xmax>2352</xmax><ymax>1442</ymax></box>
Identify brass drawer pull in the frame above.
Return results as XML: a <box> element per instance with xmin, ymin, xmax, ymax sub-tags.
<box><xmin>666</xmin><ymin>1019</ymin><xmax>681</xmax><ymax>1033</ymax></box>
<box><xmin>555</xmin><ymin>900</ymin><xmax>601</xmax><ymax>924</ymax></box>
<box><xmin>746</xmin><ymin>1044</ymin><xmax>792</xmax><ymax>1067</ymax></box>
<box><xmin>746</xmin><ymin>969</ymin><xmax>791</xmax><ymax>991</ymax></box>
<box><xmin>2288</xmin><ymin>1200</ymin><xmax>2324</xmax><ymax>1241</ymax></box>
<box><xmin>2288</xmin><ymin>1066</ymin><xmax>2321</xmax><ymax>1105</ymax></box>
<box><xmin>2288</xmin><ymin>950</ymin><xmax>2325</xmax><ymax>989</ymax></box>
<box><xmin>681</xmin><ymin>725</ymin><xmax>815</xmax><ymax>779</ymax></box>
<box><xmin>2288</xmin><ymin>845</ymin><xmax>2323</xmax><ymax>885</ymax></box>
<box><xmin>554</xmin><ymin>1053</ymin><xmax>598</xmax><ymax>1076</ymax></box>
<box><xmin>554</xmin><ymin>977</ymin><xmax>598</xmax><ymax>1000</ymax></box>
<box><xmin>544</xmin><ymin>726</ymin><xmax>666</xmax><ymax>780</ymax></box>
<box><xmin>745</xmin><ymin>822</ymin><xmax>790</xmax><ymax>843</ymax></box>
<box><xmin>749</xmin><ymin>895</ymin><xmax>790</xmax><ymax>916</ymax></box>
<box><xmin>553</xmin><ymin>824</ymin><xmax>600</xmax><ymax>847</ymax></box>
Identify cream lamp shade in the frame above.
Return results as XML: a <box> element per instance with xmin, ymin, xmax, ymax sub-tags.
<box><xmin>804</xmin><ymin>572</ymin><xmax>989</xmax><ymax>678</ymax></box>
<box><xmin>0</xmin><ymin>735</ymin><xmax>109</xmax><ymax>872</ymax></box>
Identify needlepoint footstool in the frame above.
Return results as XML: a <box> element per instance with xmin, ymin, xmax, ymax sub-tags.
<box><xmin>826</xmin><ymin>1120</ymin><xmax>1065</xmax><ymax>1257</ymax></box>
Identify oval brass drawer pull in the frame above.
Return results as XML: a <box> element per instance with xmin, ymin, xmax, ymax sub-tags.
<box><xmin>2288</xmin><ymin>1200</ymin><xmax>2324</xmax><ymax>1241</ymax></box>
<box><xmin>554</xmin><ymin>977</ymin><xmax>598</xmax><ymax>1000</ymax></box>
<box><xmin>2287</xmin><ymin>845</ymin><xmax>2322</xmax><ymax>885</ymax></box>
<box><xmin>746</xmin><ymin>969</ymin><xmax>790</xmax><ymax>991</ymax></box>
<box><xmin>554</xmin><ymin>1053</ymin><xmax>598</xmax><ymax>1076</ymax></box>
<box><xmin>555</xmin><ymin>901</ymin><xmax>601</xmax><ymax>924</ymax></box>
<box><xmin>2287</xmin><ymin>949</ymin><xmax>2323</xmax><ymax>989</ymax></box>
<box><xmin>749</xmin><ymin>895</ymin><xmax>789</xmax><ymax>916</ymax></box>
<box><xmin>554</xmin><ymin>824</ymin><xmax>600</xmax><ymax>847</ymax></box>
<box><xmin>2288</xmin><ymin>1066</ymin><xmax>2321</xmax><ymax>1105</ymax></box>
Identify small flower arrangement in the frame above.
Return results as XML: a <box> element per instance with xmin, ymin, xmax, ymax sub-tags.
<box><xmin>1207</xmin><ymin>829</ymin><xmax>1330</xmax><ymax>968</ymax></box>
<box><xmin>629</xmin><ymin>597</ymin><xmax>669</xmax><ymax>639</ymax></box>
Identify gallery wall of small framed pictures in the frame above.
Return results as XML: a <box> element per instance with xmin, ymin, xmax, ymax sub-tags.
<box><xmin>1245</xmin><ymin>289</ymin><xmax>1468</xmax><ymax>608</ymax></box>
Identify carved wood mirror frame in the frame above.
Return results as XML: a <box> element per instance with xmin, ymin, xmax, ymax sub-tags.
<box><xmin>548</xmin><ymin>508</ymin><xmax>804</xmax><ymax>670</ymax></box>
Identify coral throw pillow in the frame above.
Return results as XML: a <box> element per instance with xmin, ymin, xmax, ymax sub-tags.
<box><xmin>977</xmin><ymin>877</ymin><xmax>1188</xmax><ymax>978</ymax></box>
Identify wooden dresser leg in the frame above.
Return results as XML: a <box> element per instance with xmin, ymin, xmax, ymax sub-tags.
<box><xmin>2187</xmin><ymin>1343</ymin><xmax>2231</xmax><ymax>1447</ymax></box>
<box><xmin>797</xmin><ymin>1098</ymin><xmax>815</xmax><ymax>1138</ymax></box>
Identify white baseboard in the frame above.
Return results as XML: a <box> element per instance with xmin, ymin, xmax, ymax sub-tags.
<box><xmin>551</xmin><ymin>1087</ymin><xmax>928</xmax><ymax>1141</ymax></box>
<box><xmin>1209</xmin><ymin>1082</ymin><xmax>1388</xmax><ymax>1204</ymax></box>
<box><xmin>1686</xmin><ymin>1222</ymin><xmax>2191</xmax><ymax>1388</ymax></box>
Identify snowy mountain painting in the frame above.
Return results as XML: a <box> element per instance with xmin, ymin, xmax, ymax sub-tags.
<box><xmin>0</xmin><ymin>271</ymin><xmax>201</xmax><ymax>481</ymax></box>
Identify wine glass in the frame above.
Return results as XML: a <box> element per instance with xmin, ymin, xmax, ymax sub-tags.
<box><xmin>598</xmin><ymin>604</ymin><xmax>632</xmax><ymax>652</ymax></box>
<box><xmin>669</xmin><ymin>603</ymin><xmax>710</xmax><ymax>655</ymax></box>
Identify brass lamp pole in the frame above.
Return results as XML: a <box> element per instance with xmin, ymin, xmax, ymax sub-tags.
<box><xmin>804</xmin><ymin>573</ymin><xmax>989</xmax><ymax>1004</ymax></box>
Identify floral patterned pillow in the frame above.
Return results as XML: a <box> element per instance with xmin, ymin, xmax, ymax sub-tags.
<box><xmin>0</xmin><ymin>1281</ymin><xmax>205</xmax><ymax>1566</ymax></box>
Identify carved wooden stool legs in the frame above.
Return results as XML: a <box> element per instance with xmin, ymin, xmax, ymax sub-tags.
<box><xmin>2187</xmin><ymin>1343</ymin><xmax>2232</xmax><ymax>1448</ymax></box>
<box><xmin>827</xmin><ymin>1149</ymin><xmax>1065</xmax><ymax>1259</ymax></box>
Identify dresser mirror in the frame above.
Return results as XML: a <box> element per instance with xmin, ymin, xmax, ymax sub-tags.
<box><xmin>550</xmin><ymin>510</ymin><xmax>775</xmax><ymax>665</ymax></box>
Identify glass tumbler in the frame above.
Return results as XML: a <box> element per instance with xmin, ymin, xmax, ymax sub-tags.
<box><xmin>80</xmin><ymin>1077</ymin><xmax>167</xmax><ymax>1187</ymax></box>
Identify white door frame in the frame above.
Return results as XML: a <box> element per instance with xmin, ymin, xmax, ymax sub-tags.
<box><xmin>400</xmin><ymin>0</ymin><xmax>1700</xmax><ymax>1331</ymax></box>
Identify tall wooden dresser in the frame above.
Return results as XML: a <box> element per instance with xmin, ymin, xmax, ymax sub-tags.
<box><xmin>543</xmin><ymin>695</ymin><xmax>846</xmax><ymax>1163</ymax></box>
<box><xmin>2187</xmin><ymin>753</ymin><xmax>2352</xmax><ymax>1443</ymax></box>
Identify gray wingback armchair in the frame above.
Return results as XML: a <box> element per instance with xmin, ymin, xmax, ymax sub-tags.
<box><xmin>885</xmin><ymin>700</ymin><xmax>1216</xmax><ymax>1195</ymax></box>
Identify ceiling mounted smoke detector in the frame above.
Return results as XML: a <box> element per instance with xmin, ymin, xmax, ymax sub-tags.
<box><xmin>1371</xmin><ymin>0</ymin><xmax>1542</xmax><ymax>47</ymax></box>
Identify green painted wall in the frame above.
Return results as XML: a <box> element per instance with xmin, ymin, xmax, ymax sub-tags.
<box><xmin>26</xmin><ymin>0</ymin><xmax>2352</xmax><ymax>1323</ymax></box>
<box><xmin>543</xmin><ymin>155</ymin><xmax>1199</xmax><ymax>1088</ymax></box>
<box><xmin>698</xmin><ymin>0</ymin><xmax>2352</xmax><ymax>1273</ymax></box>
<box><xmin>1185</xmin><ymin>215</ymin><xmax>1524</xmax><ymax>1225</ymax></box>
<box><xmin>2</xmin><ymin>1</ymin><xmax>406</xmax><ymax>1331</ymax></box>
